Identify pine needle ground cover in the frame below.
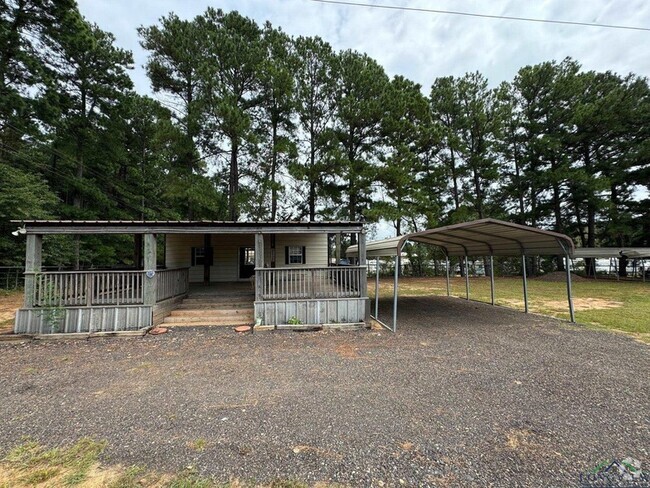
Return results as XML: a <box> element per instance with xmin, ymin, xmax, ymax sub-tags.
<box><xmin>373</xmin><ymin>277</ymin><xmax>650</xmax><ymax>341</ymax></box>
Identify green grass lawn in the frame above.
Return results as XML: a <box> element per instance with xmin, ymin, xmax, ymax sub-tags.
<box><xmin>371</xmin><ymin>276</ymin><xmax>650</xmax><ymax>341</ymax></box>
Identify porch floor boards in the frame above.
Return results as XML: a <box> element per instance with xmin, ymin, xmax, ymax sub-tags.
<box><xmin>162</xmin><ymin>282</ymin><xmax>254</xmax><ymax>327</ymax></box>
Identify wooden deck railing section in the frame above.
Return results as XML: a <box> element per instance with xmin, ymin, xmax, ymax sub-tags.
<box><xmin>156</xmin><ymin>268</ymin><xmax>190</xmax><ymax>302</ymax></box>
<box><xmin>257</xmin><ymin>266</ymin><xmax>365</xmax><ymax>301</ymax></box>
<box><xmin>30</xmin><ymin>268</ymin><xmax>189</xmax><ymax>307</ymax></box>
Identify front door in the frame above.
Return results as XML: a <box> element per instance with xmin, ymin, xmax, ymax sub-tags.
<box><xmin>239</xmin><ymin>247</ymin><xmax>255</xmax><ymax>279</ymax></box>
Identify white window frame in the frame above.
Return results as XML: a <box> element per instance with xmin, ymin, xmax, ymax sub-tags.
<box><xmin>288</xmin><ymin>245</ymin><xmax>304</xmax><ymax>264</ymax></box>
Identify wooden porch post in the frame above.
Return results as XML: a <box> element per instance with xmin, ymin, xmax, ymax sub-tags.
<box><xmin>254</xmin><ymin>233</ymin><xmax>264</xmax><ymax>302</ymax></box>
<box><xmin>134</xmin><ymin>234</ymin><xmax>143</xmax><ymax>269</ymax></box>
<box><xmin>23</xmin><ymin>234</ymin><xmax>42</xmax><ymax>308</ymax></box>
<box><xmin>143</xmin><ymin>233</ymin><xmax>157</xmax><ymax>306</ymax></box>
<box><xmin>203</xmin><ymin>233</ymin><xmax>211</xmax><ymax>285</ymax></box>
<box><xmin>335</xmin><ymin>233</ymin><xmax>341</xmax><ymax>265</ymax></box>
<box><xmin>358</xmin><ymin>230</ymin><xmax>369</xmax><ymax>321</ymax></box>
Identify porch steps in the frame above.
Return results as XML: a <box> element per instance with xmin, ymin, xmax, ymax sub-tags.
<box><xmin>162</xmin><ymin>293</ymin><xmax>254</xmax><ymax>327</ymax></box>
<box><xmin>180</xmin><ymin>299</ymin><xmax>252</xmax><ymax>306</ymax></box>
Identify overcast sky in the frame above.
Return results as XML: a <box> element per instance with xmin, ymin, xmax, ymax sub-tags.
<box><xmin>77</xmin><ymin>0</ymin><xmax>650</xmax><ymax>95</ymax></box>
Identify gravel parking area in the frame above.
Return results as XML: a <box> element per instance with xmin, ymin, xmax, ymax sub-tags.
<box><xmin>1</xmin><ymin>296</ymin><xmax>648</xmax><ymax>486</ymax></box>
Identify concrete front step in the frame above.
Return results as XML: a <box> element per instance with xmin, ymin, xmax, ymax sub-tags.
<box><xmin>163</xmin><ymin>314</ymin><xmax>254</xmax><ymax>325</ymax></box>
<box><xmin>185</xmin><ymin>293</ymin><xmax>255</xmax><ymax>301</ymax></box>
<box><xmin>170</xmin><ymin>308</ymin><xmax>254</xmax><ymax>317</ymax></box>
<box><xmin>182</xmin><ymin>297</ymin><xmax>253</xmax><ymax>305</ymax></box>
<box><xmin>177</xmin><ymin>302</ymin><xmax>253</xmax><ymax>310</ymax></box>
<box><xmin>164</xmin><ymin>321</ymin><xmax>253</xmax><ymax>327</ymax></box>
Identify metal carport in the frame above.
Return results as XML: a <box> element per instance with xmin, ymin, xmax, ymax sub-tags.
<box><xmin>573</xmin><ymin>248</ymin><xmax>650</xmax><ymax>281</ymax></box>
<box><xmin>347</xmin><ymin>218</ymin><xmax>576</xmax><ymax>332</ymax></box>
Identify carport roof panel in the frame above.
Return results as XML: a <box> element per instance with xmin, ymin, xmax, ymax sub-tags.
<box><xmin>348</xmin><ymin>218</ymin><xmax>575</xmax><ymax>257</ymax></box>
<box><xmin>573</xmin><ymin>247</ymin><xmax>650</xmax><ymax>258</ymax></box>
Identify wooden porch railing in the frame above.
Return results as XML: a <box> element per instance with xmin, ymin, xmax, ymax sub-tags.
<box><xmin>30</xmin><ymin>268</ymin><xmax>189</xmax><ymax>307</ymax></box>
<box><xmin>156</xmin><ymin>267</ymin><xmax>190</xmax><ymax>302</ymax></box>
<box><xmin>257</xmin><ymin>266</ymin><xmax>365</xmax><ymax>300</ymax></box>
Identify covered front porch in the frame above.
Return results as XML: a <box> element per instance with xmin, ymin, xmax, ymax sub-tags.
<box><xmin>12</xmin><ymin>221</ymin><xmax>368</xmax><ymax>334</ymax></box>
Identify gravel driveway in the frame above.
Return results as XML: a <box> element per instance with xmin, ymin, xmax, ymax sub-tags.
<box><xmin>1</xmin><ymin>296</ymin><xmax>648</xmax><ymax>487</ymax></box>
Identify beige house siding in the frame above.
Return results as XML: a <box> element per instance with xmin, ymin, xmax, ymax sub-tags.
<box><xmin>166</xmin><ymin>232</ymin><xmax>329</xmax><ymax>283</ymax></box>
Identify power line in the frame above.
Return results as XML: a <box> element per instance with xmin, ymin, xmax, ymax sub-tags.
<box><xmin>309</xmin><ymin>0</ymin><xmax>650</xmax><ymax>32</ymax></box>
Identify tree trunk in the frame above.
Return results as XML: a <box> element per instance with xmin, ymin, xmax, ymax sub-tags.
<box><xmin>229</xmin><ymin>138</ymin><xmax>239</xmax><ymax>221</ymax></box>
<box><xmin>348</xmin><ymin>128</ymin><xmax>357</xmax><ymax>246</ymax></box>
<box><xmin>552</xmin><ymin>179</ymin><xmax>565</xmax><ymax>271</ymax></box>
<box><xmin>309</xmin><ymin>123</ymin><xmax>316</xmax><ymax>221</ymax></box>
<box><xmin>449</xmin><ymin>148</ymin><xmax>460</xmax><ymax>210</ymax></box>
<box><xmin>584</xmin><ymin>146</ymin><xmax>596</xmax><ymax>277</ymax></box>
<box><xmin>473</xmin><ymin>168</ymin><xmax>483</xmax><ymax>219</ymax></box>
<box><xmin>270</xmin><ymin>121</ymin><xmax>278</xmax><ymax>220</ymax></box>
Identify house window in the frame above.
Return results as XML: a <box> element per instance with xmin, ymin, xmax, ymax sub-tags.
<box><xmin>285</xmin><ymin>245</ymin><xmax>306</xmax><ymax>265</ymax></box>
<box><xmin>191</xmin><ymin>247</ymin><xmax>213</xmax><ymax>266</ymax></box>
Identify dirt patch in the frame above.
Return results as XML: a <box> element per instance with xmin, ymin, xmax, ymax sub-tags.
<box><xmin>501</xmin><ymin>297</ymin><xmax>623</xmax><ymax>312</ymax></box>
<box><xmin>0</xmin><ymin>291</ymin><xmax>22</xmax><ymax>333</ymax></box>
<box><xmin>535</xmin><ymin>271</ymin><xmax>588</xmax><ymax>282</ymax></box>
<box><xmin>335</xmin><ymin>343</ymin><xmax>361</xmax><ymax>358</ymax></box>
<box><xmin>547</xmin><ymin>298</ymin><xmax>623</xmax><ymax>311</ymax></box>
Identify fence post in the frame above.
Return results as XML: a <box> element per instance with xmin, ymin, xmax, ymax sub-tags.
<box><xmin>23</xmin><ymin>234</ymin><xmax>42</xmax><ymax>308</ymax></box>
<box><xmin>85</xmin><ymin>273</ymin><xmax>93</xmax><ymax>306</ymax></box>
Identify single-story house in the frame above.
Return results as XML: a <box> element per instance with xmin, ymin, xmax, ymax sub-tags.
<box><xmin>12</xmin><ymin>220</ymin><xmax>369</xmax><ymax>334</ymax></box>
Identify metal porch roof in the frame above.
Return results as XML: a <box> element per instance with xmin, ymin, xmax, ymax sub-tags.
<box><xmin>11</xmin><ymin>220</ymin><xmax>363</xmax><ymax>235</ymax></box>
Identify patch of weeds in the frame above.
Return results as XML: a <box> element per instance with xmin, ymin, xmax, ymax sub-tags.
<box><xmin>21</xmin><ymin>466</ymin><xmax>60</xmax><ymax>484</ymax></box>
<box><xmin>269</xmin><ymin>480</ymin><xmax>309</xmax><ymax>488</ymax></box>
<box><xmin>3</xmin><ymin>437</ymin><xmax>105</xmax><ymax>487</ymax></box>
<box><xmin>187</xmin><ymin>438</ymin><xmax>208</xmax><ymax>452</ymax></box>
<box><xmin>167</xmin><ymin>467</ymin><xmax>214</xmax><ymax>488</ymax></box>
<box><xmin>287</xmin><ymin>316</ymin><xmax>302</xmax><ymax>325</ymax></box>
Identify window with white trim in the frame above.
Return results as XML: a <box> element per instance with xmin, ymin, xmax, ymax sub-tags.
<box><xmin>286</xmin><ymin>245</ymin><xmax>305</xmax><ymax>265</ymax></box>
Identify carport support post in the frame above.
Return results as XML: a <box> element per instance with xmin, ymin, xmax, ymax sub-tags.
<box><xmin>564</xmin><ymin>254</ymin><xmax>575</xmax><ymax>323</ymax></box>
<box><xmin>489</xmin><ymin>255</ymin><xmax>495</xmax><ymax>306</ymax></box>
<box><xmin>374</xmin><ymin>258</ymin><xmax>380</xmax><ymax>318</ymax></box>
<box><xmin>464</xmin><ymin>254</ymin><xmax>470</xmax><ymax>300</ymax></box>
<box><xmin>23</xmin><ymin>234</ymin><xmax>42</xmax><ymax>308</ymax></box>
<box><xmin>445</xmin><ymin>256</ymin><xmax>450</xmax><ymax>297</ymax></box>
<box><xmin>392</xmin><ymin>249</ymin><xmax>400</xmax><ymax>332</ymax></box>
<box><xmin>143</xmin><ymin>233</ymin><xmax>157</xmax><ymax>307</ymax></box>
<box><xmin>522</xmin><ymin>254</ymin><xmax>529</xmax><ymax>313</ymax></box>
